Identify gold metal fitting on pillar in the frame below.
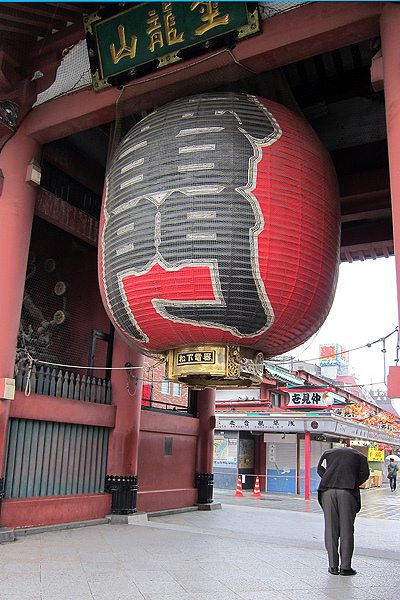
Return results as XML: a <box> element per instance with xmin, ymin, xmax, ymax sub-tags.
<box><xmin>165</xmin><ymin>344</ymin><xmax>264</xmax><ymax>389</ymax></box>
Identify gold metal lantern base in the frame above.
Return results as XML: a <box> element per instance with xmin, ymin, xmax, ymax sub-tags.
<box><xmin>165</xmin><ymin>345</ymin><xmax>264</xmax><ymax>389</ymax></box>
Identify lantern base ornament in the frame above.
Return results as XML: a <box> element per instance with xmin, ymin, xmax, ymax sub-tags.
<box><xmin>165</xmin><ymin>345</ymin><xmax>264</xmax><ymax>389</ymax></box>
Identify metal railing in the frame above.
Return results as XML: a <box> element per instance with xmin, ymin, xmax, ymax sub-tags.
<box><xmin>141</xmin><ymin>398</ymin><xmax>194</xmax><ymax>415</ymax></box>
<box><xmin>14</xmin><ymin>364</ymin><xmax>111</xmax><ymax>404</ymax></box>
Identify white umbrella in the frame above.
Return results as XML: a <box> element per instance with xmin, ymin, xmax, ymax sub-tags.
<box><xmin>386</xmin><ymin>455</ymin><xmax>400</xmax><ymax>461</ymax></box>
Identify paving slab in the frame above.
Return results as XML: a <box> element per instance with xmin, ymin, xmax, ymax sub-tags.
<box><xmin>0</xmin><ymin>485</ymin><xmax>399</xmax><ymax>599</ymax></box>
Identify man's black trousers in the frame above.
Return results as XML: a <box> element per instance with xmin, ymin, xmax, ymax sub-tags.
<box><xmin>321</xmin><ymin>488</ymin><xmax>358</xmax><ymax>570</ymax></box>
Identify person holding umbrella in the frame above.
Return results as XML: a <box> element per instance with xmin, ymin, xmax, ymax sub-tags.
<box><xmin>387</xmin><ymin>456</ymin><xmax>399</xmax><ymax>491</ymax></box>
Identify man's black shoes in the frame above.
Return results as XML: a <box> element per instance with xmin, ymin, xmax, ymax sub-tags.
<box><xmin>328</xmin><ymin>567</ymin><xmax>357</xmax><ymax>575</ymax></box>
<box><xmin>339</xmin><ymin>568</ymin><xmax>357</xmax><ymax>576</ymax></box>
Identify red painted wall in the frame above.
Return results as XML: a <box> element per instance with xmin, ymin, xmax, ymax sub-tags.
<box><xmin>1</xmin><ymin>494</ymin><xmax>111</xmax><ymax>529</ymax></box>
<box><xmin>1</xmin><ymin>213</ymin><xmax>204</xmax><ymax>527</ymax></box>
<box><xmin>10</xmin><ymin>391</ymin><xmax>116</xmax><ymax>427</ymax></box>
<box><xmin>137</xmin><ymin>409</ymin><xmax>199</xmax><ymax>512</ymax></box>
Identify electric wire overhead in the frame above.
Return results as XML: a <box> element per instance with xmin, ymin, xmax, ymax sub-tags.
<box><xmin>270</xmin><ymin>327</ymin><xmax>399</xmax><ymax>367</ymax></box>
<box><xmin>15</xmin><ymin>326</ymin><xmax>399</xmax><ymax>391</ymax></box>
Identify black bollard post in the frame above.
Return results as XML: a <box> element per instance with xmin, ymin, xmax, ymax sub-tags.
<box><xmin>105</xmin><ymin>475</ymin><xmax>138</xmax><ymax>514</ymax></box>
<box><xmin>195</xmin><ymin>472</ymin><xmax>214</xmax><ymax>504</ymax></box>
<box><xmin>0</xmin><ymin>477</ymin><xmax>4</xmax><ymax>524</ymax></box>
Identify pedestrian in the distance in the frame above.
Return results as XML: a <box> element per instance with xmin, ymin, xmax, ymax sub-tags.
<box><xmin>387</xmin><ymin>457</ymin><xmax>399</xmax><ymax>491</ymax></box>
<box><xmin>317</xmin><ymin>446</ymin><xmax>369</xmax><ymax>576</ymax></box>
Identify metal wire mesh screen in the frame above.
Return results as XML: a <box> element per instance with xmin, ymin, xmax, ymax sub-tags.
<box><xmin>258</xmin><ymin>1</ymin><xmax>310</xmax><ymax>19</ymax></box>
<box><xmin>16</xmin><ymin>218</ymin><xmax>111</xmax><ymax>379</ymax></box>
<box><xmin>34</xmin><ymin>39</ymin><xmax>91</xmax><ymax>106</ymax></box>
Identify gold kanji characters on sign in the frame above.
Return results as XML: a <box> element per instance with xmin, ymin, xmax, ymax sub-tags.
<box><xmin>147</xmin><ymin>4</ymin><xmax>184</xmax><ymax>52</ymax></box>
<box><xmin>109</xmin><ymin>2</ymin><xmax>230</xmax><ymax>64</ymax></box>
<box><xmin>147</xmin><ymin>9</ymin><xmax>164</xmax><ymax>52</ymax></box>
<box><xmin>110</xmin><ymin>24</ymin><xmax>138</xmax><ymax>64</ymax></box>
<box><xmin>163</xmin><ymin>2</ymin><xmax>184</xmax><ymax>45</ymax></box>
<box><xmin>191</xmin><ymin>1</ymin><xmax>229</xmax><ymax>35</ymax></box>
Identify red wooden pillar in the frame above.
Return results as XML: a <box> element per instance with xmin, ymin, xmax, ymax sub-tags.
<box><xmin>0</xmin><ymin>130</ymin><xmax>40</xmax><ymax>514</ymax></box>
<box><xmin>380</xmin><ymin>4</ymin><xmax>400</xmax><ymax>397</ymax></box>
<box><xmin>296</xmin><ymin>434</ymin><xmax>301</xmax><ymax>495</ymax></box>
<box><xmin>304</xmin><ymin>430</ymin><xmax>311</xmax><ymax>500</ymax></box>
<box><xmin>195</xmin><ymin>387</ymin><xmax>216</xmax><ymax>504</ymax></box>
<box><xmin>105</xmin><ymin>333</ymin><xmax>144</xmax><ymax>514</ymax></box>
<box><xmin>254</xmin><ymin>434</ymin><xmax>266</xmax><ymax>492</ymax></box>
<box><xmin>259</xmin><ymin>380</ymin><xmax>268</xmax><ymax>400</ymax></box>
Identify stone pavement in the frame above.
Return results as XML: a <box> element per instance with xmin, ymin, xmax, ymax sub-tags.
<box><xmin>1</xmin><ymin>485</ymin><xmax>400</xmax><ymax>600</ymax></box>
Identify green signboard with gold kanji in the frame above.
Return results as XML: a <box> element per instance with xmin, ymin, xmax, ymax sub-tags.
<box><xmin>84</xmin><ymin>2</ymin><xmax>260</xmax><ymax>91</ymax></box>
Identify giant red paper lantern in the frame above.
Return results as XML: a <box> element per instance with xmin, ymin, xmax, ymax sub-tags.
<box><xmin>99</xmin><ymin>93</ymin><xmax>340</xmax><ymax>386</ymax></box>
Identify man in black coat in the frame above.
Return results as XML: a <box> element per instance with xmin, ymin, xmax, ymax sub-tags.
<box><xmin>317</xmin><ymin>446</ymin><xmax>369</xmax><ymax>576</ymax></box>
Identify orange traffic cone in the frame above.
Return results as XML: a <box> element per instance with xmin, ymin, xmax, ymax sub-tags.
<box><xmin>251</xmin><ymin>476</ymin><xmax>262</xmax><ymax>498</ymax></box>
<box><xmin>233</xmin><ymin>475</ymin><xmax>244</xmax><ymax>497</ymax></box>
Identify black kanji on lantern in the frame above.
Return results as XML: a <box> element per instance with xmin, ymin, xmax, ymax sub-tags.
<box><xmin>102</xmin><ymin>93</ymin><xmax>281</xmax><ymax>343</ymax></box>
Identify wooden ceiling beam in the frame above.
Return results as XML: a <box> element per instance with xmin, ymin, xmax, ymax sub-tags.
<box><xmin>1</xmin><ymin>2</ymin><xmax>83</xmax><ymax>22</ymax></box>
<box><xmin>24</xmin><ymin>1</ymin><xmax>387</xmax><ymax>143</ymax></box>
<box><xmin>31</xmin><ymin>20</ymin><xmax>86</xmax><ymax>59</ymax></box>
<box><xmin>44</xmin><ymin>2</ymin><xmax>92</xmax><ymax>15</ymax></box>
<box><xmin>0</xmin><ymin>6</ymin><xmax>70</xmax><ymax>29</ymax></box>
<box><xmin>0</xmin><ymin>21</ymin><xmax>48</xmax><ymax>37</ymax></box>
<box><xmin>340</xmin><ymin>208</ymin><xmax>392</xmax><ymax>223</ymax></box>
<box><xmin>340</xmin><ymin>241</ymin><xmax>394</xmax><ymax>262</ymax></box>
<box><xmin>234</xmin><ymin>1</ymin><xmax>384</xmax><ymax>73</ymax></box>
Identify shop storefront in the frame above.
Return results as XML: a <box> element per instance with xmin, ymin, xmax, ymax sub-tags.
<box><xmin>214</xmin><ymin>411</ymin><xmax>400</xmax><ymax>497</ymax></box>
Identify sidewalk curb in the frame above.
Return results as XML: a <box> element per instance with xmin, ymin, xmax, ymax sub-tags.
<box><xmin>0</xmin><ymin>527</ymin><xmax>14</xmax><ymax>544</ymax></box>
<box><xmin>13</xmin><ymin>517</ymin><xmax>110</xmax><ymax>538</ymax></box>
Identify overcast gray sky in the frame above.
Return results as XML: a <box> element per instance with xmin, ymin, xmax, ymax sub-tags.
<box><xmin>278</xmin><ymin>256</ymin><xmax>398</xmax><ymax>391</ymax></box>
